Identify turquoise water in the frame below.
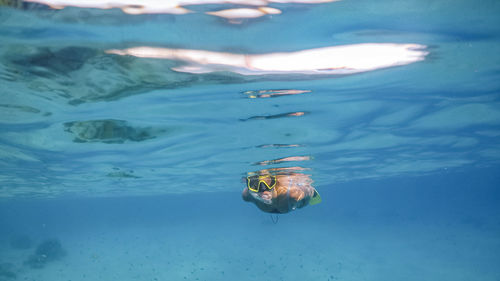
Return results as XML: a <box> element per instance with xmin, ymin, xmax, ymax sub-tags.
<box><xmin>1</xmin><ymin>0</ymin><xmax>500</xmax><ymax>280</ymax></box>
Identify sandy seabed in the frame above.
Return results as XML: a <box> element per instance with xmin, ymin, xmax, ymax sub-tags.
<box><xmin>2</xmin><ymin>215</ymin><xmax>499</xmax><ymax>281</ymax></box>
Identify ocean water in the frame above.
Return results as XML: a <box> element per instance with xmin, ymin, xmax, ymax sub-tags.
<box><xmin>1</xmin><ymin>0</ymin><xmax>500</xmax><ymax>280</ymax></box>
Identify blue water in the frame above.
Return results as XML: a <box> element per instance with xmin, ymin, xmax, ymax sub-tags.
<box><xmin>1</xmin><ymin>0</ymin><xmax>500</xmax><ymax>280</ymax></box>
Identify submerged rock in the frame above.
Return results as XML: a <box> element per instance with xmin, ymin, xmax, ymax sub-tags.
<box><xmin>24</xmin><ymin>254</ymin><xmax>46</xmax><ymax>269</ymax></box>
<box><xmin>35</xmin><ymin>239</ymin><xmax>66</xmax><ymax>260</ymax></box>
<box><xmin>0</xmin><ymin>262</ymin><xmax>17</xmax><ymax>280</ymax></box>
<box><xmin>24</xmin><ymin>238</ymin><xmax>66</xmax><ymax>269</ymax></box>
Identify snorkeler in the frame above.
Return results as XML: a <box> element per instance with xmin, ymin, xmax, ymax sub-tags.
<box><xmin>242</xmin><ymin>173</ymin><xmax>321</xmax><ymax>213</ymax></box>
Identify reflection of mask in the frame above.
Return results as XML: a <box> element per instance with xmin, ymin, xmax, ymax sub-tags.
<box><xmin>246</xmin><ymin>175</ymin><xmax>276</xmax><ymax>193</ymax></box>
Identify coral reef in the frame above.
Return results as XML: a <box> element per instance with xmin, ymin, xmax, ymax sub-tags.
<box><xmin>24</xmin><ymin>239</ymin><xmax>66</xmax><ymax>269</ymax></box>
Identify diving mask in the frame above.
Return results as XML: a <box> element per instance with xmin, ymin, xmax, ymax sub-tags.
<box><xmin>247</xmin><ymin>175</ymin><xmax>276</xmax><ymax>193</ymax></box>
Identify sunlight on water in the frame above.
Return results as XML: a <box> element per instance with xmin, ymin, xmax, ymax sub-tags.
<box><xmin>106</xmin><ymin>43</ymin><xmax>428</xmax><ymax>75</ymax></box>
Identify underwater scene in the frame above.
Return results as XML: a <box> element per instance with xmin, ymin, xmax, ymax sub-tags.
<box><xmin>1</xmin><ymin>0</ymin><xmax>500</xmax><ymax>280</ymax></box>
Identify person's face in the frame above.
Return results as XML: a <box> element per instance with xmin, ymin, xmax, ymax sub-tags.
<box><xmin>246</xmin><ymin>181</ymin><xmax>277</xmax><ymax>205</ymax></box>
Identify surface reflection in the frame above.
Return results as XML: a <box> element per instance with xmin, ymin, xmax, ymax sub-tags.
<box><xmin>255</xmin><ymin>156</ymin><xmax>311</xmax><ymax>166</ymax></box>
<box><xmin>22</xmin><ymin>0</ymin><xmax>339</xmax><ymax>16</ymax></box>
<box><xmin>64</xmin><ymin>119</ymin><xmax>162</xmax><ymax>143</ymax></box>
<box><xmin>242</xmin><ymin>111</ymin><xmax>308</xmax><ymax>121</ymax></box>
<box><xmin>107</xmin><ymin>44</ymin><xmax>428</xmax><ymax>75</ymax></box>
<box><xmin>2</xmin><ymin>45</ymin><xmax>197</xmax><ymax>105</ymax></box>
<box><xmin>242</xmin><ymin>168</ymin><xmax>321</xmax><ymax>213</ymax></box>
<box><xmin>1</xmin><ymin>43</ymin><xmax>427</xmax><ymax>106</ymax></box>
<box><xmin>106</xmin><ymin>168</ymin><xmax>140</xmax><ymax>179</ymax></box>
<box><xmin>256</xmin><ymin>144</ymin><xmax>302</xmax><ymax>148</ymax></box>
<box><xmin>244</xmin><ymin>89</ymin><xmax>310</xmax><ymax>99</ymax></box>
<box><xmin>11</xmin><ymin>46</ymin><xmax>97</xmax><ymax>75</ymax></box>
<box><xmin>206</xmin><ymin>7</ymin><xmax>281</xmax><ymax>23</ymax></box>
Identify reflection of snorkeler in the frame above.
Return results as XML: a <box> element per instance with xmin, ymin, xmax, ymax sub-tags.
<box><xmin>242</xmin><ymin>173</ymin><xmax>321</xmax><ymax>213</ymax></box>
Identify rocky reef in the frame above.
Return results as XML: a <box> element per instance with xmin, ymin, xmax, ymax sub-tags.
<box><xmin>0</xmin><ymin>262</ymin><xmax>16</xmax><ymax>281</ymax></box>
